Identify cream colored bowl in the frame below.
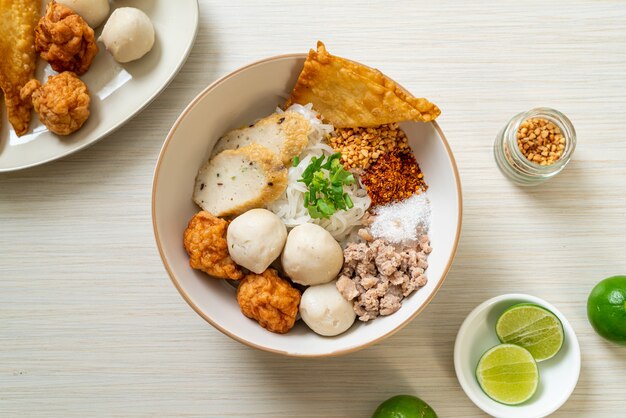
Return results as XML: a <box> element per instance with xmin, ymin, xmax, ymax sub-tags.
<box><xmin>152</xmin><ymin>54</ymin><xmax>462</xmax><ymax>357</ymax></box>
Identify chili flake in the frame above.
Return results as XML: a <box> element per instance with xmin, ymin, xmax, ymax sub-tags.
<box><xmin>361</xmin><ymin>150</ymin><xmax>427</xmax><ymax>206</ymax></box>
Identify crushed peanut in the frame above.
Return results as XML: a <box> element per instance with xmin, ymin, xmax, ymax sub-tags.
<box><xmin>328</xmin><ymin>123</ymin><xmax>409</xmax><ymax>170</ymax></box>
<box><xmin>517</xmin><ymin>118</ymin><xmax>566</xmax><ymax>166</ymax></box>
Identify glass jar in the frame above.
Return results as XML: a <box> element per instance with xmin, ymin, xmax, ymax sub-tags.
<box><xmin>494</xmin><ymin>107</ymin><xmax>576</xmax><ymax>186</ymax></box>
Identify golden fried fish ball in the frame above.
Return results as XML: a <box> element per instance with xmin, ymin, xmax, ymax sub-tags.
<box><xmin>183</xmin><ymin>211</ymin><xmax>243</xmax><ymax>281</ymax></box>
<box><xmin>35</xmin><ymin>1</ymin><xmax>99</xmax><ymax>75</ymax></box>
<box><xmin>21</xmin><ymin>71</ymin><xmax>90</xmax><ymax>136</ymax></box>
<box><xmin>237</xmin><ymin>269</ymin><xmax>301</xmax><ymax>334</ymax></box>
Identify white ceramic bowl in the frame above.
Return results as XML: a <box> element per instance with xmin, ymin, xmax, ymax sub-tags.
<box><xmin>454</xmin><ymin>294</ymin><xmax>581</xmax><ymax>418</ymax></box>
<box><xmin>152</xmin><ymin>54</ymin><xmax>462</xmax><ymax>356</ymax></box>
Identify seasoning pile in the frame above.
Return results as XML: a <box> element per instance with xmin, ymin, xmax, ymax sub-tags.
<box><xmin>328</xmin><ymin>121</ymin><xmax>427</xmax><ymax>208</ymax></box>
<box><xmin>361</xmin><ymin>150</ymin><xmax>427</xmax><ymax>206</ymax></box>
<box><xmin>327</xmin><ymin>113</ymin><xmax>433</xmax><ymax>322</ymax></box>
<box><xmin>517</xmin><ymin>118</ymin><xmax>566</xmax><ymax>166</ymax></box>
<box><xmin>329</xmin><ymin>123</ymin><xmax>409</xmax><ymax>170</ymax></box>
<box><xmin>370</xmin><ymin>193</ymin><xmax>431</xmax><ymax>244</ymax></box>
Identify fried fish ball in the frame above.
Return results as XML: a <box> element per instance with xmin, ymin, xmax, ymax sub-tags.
<box><xmin>21</xmin><ymin>72</ymin><xmax>90</xmax><ymax>136</ymax></box>
<box><xmin>35</xmin><ymin>1</ymin><xmax>99</xmax><ymax>75</ymax></box>
<box><xmin>237</xmin><ymin>269</ymin><xmax>301</xmax><ymax>334</ymax></box>
<box><xmin>183</xmin><ymin>211</ymin><xmax>243</xmax><ymax>280</ymax></box>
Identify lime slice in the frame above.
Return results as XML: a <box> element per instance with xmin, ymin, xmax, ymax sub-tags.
<box><xmin>495</xmin><ymin>303</ymin><xmax>564</xmax><ymax>361</ymax></box>
<box><xmin>476</xmin><ymin>344</ymin><xmax>539</xmax><ymax>405</ymax></box>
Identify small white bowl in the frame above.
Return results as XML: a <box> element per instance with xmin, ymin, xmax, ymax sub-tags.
<box><xmin>152</xmin><ymin>54</ymin><xmax>462</xmax><ymax>357</ymax></box>
<box><xmin>454</xmin><ymin>294</ymin><xmax>580</xmax><ymax>418</ymax></box>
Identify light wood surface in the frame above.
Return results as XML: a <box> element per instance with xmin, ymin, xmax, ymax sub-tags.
<box><xmin>2</xmin><ymin>1</ymin><xmax>626</xmax><ymax>416</ymax></box>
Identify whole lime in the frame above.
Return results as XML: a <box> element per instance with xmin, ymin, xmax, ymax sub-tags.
<box><xmin>587</xmin><ymin>275</ymin><xmax>626</xmax><ymax>345</ymax></box>
<box><xmin>372</xmin><ymin>395</ymin><xmax>437</xmax><ymax>418</ymax></box>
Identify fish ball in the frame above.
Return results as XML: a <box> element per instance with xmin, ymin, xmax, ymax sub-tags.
<box><xmin>57</xmin><ymin>0</ymin><xmax>110</xmax><ymax>28</ymax></box>
<box><xmin>281</xmin><ymin>223</ymin><xmax>343</xmax><ymax>286</ymax></box>
<box><xmin>99</xmin><ymin>7</ymin><xmax>155</xmax><ymax>63</ymax></box>
<box><xmin>227</xmin><ymin>209</ymin><xmax>287</xmax><ymax>274</ymax></box>
<box><xmin>300</xmin><ymin>281</ymin><xmax>356</xmax><ymax>336</ymax></box>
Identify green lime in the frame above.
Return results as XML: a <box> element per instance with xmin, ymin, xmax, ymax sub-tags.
<box><xmin>371</xmin><ymin>395</ymin><xmax>437</xmax><ymax>418</ymax></box>
<box><xmin>476</xmin><ymin>344</ymin><xmax>539</xmax><ymax>405</ymax></box>
<box><xmin>587</xmin><ymin>275</ymin><xmax>626</xmax><ymax>345</ymax></box>
<box><xmin>495</xmin><ymin>303</ymin><xmax>564</xmax><ymax>361</ymax></box>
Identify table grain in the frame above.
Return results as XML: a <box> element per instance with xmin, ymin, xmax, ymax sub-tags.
<box><xmin>2</xmin><ymin>1</ymin><xmax>626</xmax><ymax>416</ymax></box>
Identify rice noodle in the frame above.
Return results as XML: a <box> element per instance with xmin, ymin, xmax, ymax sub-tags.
<box><xmin>266</xmin><ymin>104</ymin><xmax>371</xmax><ymax>243</ymax></box>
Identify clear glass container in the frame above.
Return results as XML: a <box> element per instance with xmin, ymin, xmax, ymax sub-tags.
<box><xmin>494</xmin><ymin>107</ymin><xmax>576</xmax><ymax>186</ymax></box>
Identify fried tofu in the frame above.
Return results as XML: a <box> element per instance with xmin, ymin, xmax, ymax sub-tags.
<box><xmin>211</xmin><ymin>111</ymin><xmax>310</xmax><ymax>166</ymax></box>
<box><xmin>193</xmin><ymin>144</ymin><xmax>288</xmax><ymax>218</ymax></box>
<box><xmin>288</xmin><ymin>41</ymin><xmax>441</xmax><ymax>128</ymax></box>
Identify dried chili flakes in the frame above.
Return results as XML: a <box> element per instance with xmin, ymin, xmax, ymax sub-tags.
<box><xmin>361</xmin><ymin>150</ymin><xmax>427</xmax><ymax>206</ymax></box>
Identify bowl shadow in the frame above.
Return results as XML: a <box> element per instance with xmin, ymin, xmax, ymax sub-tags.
<box><xmin>241</xmin><ymin>346</ymin><xmax>412</xmax><ymax>417</ymax></box>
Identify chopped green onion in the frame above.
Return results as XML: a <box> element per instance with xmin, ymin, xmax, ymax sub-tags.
<box><xmin>298</xmin><ymin>152</ymin><xmax>356</xmax><ymax>219</ymax></box>
<box><xmin>344</xmin><ymin>193</ymin><xmax>354</xmax><ymax>209</ymax></box>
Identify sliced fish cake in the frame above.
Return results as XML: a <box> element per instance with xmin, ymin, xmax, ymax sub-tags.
<box><xmin>211</xmin><ymin>111</ymin><xmax>311</xmax><ymax>166</ymax></box>
<box><xmin>194</xmin><ymin>144</ymin><xmax>287</xmax><ymax>217</ymax></box>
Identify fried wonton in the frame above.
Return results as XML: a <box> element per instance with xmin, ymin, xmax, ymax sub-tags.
<box><xmin>287</xmin><ymin>41</ymin><xmax>440</xmax><ymax>128</ymax></box>
<box><xmin>0</xmin><ymin>0</ymin><xmax>40</xmax><ymax>136</ymax></box>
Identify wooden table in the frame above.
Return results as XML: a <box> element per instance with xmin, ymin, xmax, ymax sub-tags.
<box><xmin>2</xmin><ymin>1</ymin><xmax>625</xmax><ymax>416</ymax></box>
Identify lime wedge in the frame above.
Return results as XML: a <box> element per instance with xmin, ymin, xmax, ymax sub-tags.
<box><xmin>476</xmin><ymin>344</ymin><xmax>539</xmax><ymax>405</ymax></box>
<box><xmin>496</xmin><ymin>303</ymin><xmax>564</xmax><ymax>361</ymax></box>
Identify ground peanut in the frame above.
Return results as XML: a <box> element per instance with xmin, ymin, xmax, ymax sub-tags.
<box><xmin>328</xmin><ymin>124</ymin><xmax>409</xmax><ymax>170</ymax></box>
<box><xmin>517</xmin><ymin>118</ymin><xmax>566</xmax><ymax>166</ymax></box>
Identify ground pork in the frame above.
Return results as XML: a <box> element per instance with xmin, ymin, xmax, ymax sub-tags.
<box><xmin>336</xmin><ymin>231</ymin><xmax>430</xmax><ymax>322</ymax></box>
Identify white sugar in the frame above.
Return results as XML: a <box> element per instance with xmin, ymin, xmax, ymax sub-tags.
<box><xmin>370</xmin><ymin>192</ymin><xmax>431</xmax><ymax>243</ymax></box>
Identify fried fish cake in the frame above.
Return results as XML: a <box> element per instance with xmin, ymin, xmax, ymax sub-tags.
<box><xmin>237</xmin><ymin>269</ymin><xmax>301</xmax><ymax>334</ymax></box>
<box><xmin>183</xmin><ymin>211</ymin><xmax>243</xmax><ymax>280</ymax></box>
<box><xmin>288</xmin><ymin>41</ymin><xmax>441</xmax><ymax>128</ymax></box>
<box><xmin>35</xmin><ymin>1</ymin><xmax>98</xmax><ymax>75</ymax></box>
<box><xmin>21</xmin><ymin>71</ymin><xmax>90</xmax><ymax>136</ymax></box>
<box><xmin>0</xmin><ymin>0</ymin><xmax>40</xmax><ymax>136</ymax></box>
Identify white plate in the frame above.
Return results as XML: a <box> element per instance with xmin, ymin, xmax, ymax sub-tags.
<box><xmin>152</xmin><ymin>54</ymin><xmax>463</xmax><ymax>357</ymax></box>
<box><xmin>0</xmin><ymin>0</ymin><xmax>198</xmax><ymax>172</ymax></box>
<box><xmin>454</xmin><ymin>294</ymin><xmax>581</xmax><ymax>418</ymax></box>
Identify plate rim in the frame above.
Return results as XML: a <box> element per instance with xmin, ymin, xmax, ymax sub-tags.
<box><xmin>0</xmin><ymin>0</ymin><xmax>200</xmax><ymax>173</ymax></box>
<box><xmin>152</xmin><ymin>53</ymin><xmax>464</xmax><ymax>357</ymax></box>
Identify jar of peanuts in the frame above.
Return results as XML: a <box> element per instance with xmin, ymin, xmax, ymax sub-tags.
<box><xmin>494</xmin><ymin>107</ymin><xmax>576</xmax><ymax>185</ymax></box>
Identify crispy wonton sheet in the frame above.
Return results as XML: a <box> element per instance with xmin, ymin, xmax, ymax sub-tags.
<box><xmin>0</xmin><ymin>0</ymin><xmax>40</xmax><ymax>136</ymax></box>
<box><xmin>288</xmin><ymin>41</ymin><xmax>440</xmax><ymax>128</ymax></box>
